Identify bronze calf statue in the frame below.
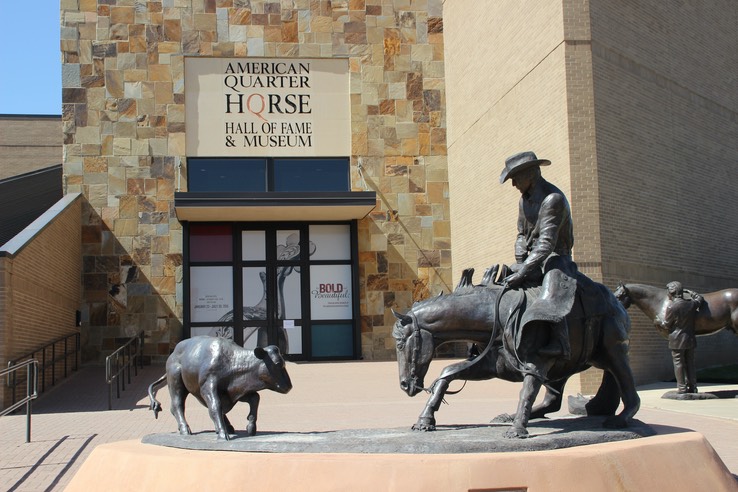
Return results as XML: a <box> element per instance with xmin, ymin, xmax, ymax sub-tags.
<box><xmin>148</xmin><ymin>336</ymin><xmax>292</xmax><ymax>440</ymax></box>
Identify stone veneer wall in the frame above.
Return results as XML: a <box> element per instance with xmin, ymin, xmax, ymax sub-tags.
<box><xmin>60</xmin><ymin>0</ymin><xmax>451</xmax><ymax>362</ymax></box>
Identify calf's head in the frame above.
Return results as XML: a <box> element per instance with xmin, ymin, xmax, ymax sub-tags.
<box><xmin>254</xmin><ymin>345</ymin><xmax>292</xmax><ymax>394</ymax></box>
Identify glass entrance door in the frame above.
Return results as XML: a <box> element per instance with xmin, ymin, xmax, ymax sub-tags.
<box><xmin>186</xmin><ymin>222</ymin><xmax>358</xmax><ymax>360</ymax></box>
<box><xmin>241</xmin><ymin>228</ymin><xmax>310</xmax><ymax>356</ymax></box>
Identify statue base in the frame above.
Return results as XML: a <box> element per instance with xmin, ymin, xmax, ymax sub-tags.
<box><xmin>138</xmin><ymin>417</ymin><xmax>655</xmax><ymax>454</ymax></box>
<box><xmin>65</xmin><ymin>431</ymin><xmax>735</xmax><ymax>491</ymax></box>
<box><xmin>661</xmin><ymin>390</ymin><xmax>719</xmax><ymax>400</ymax></box>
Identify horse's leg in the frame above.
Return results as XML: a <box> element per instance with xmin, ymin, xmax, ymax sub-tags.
<box><xmin>505</xmin><ymin>372</ymin><xmax>543</xmax><ymax>438</ymax></box>
<box><xmin>413</xmin><ymin>353</ymin><xmax>498</xmax><ymax>431</ymax></box>
<box><xmin>492</xmin><ymin>378</ymin><xmax>566</xmax><ymax>423</ymax></box>
<box><xmin>603</xmin><ymin>358</ymin><xmax>640</xmax><ymax>428</ymax></box>
<box><xmin>600</xmin><ymin>319</ymin><xmax>641</xmax><ymax>428</ymax></box>
<box><xmin>412</xmin><ymin>378</ymin><xmax>450</xmax><ymax>431</ymax></box>
<box><xmin>585</xmin><ymin>370</ymin><xmax>620</xmax><ymax>416</ymax></box>
<box><xmin>530</xmin><ymin>378</ymin><xmax>567</xmax><ymax>419</ymax></box>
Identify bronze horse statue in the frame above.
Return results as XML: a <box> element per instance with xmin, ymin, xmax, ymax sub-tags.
<box><xmin>613</xmin><ymin>283</ymin><xmax>738</xmax><ymax>337</ymax></box>
<box><xmin>392</xmin><ymin>269</ymin><xmax>640</xmax><ymax>438</ymax></box>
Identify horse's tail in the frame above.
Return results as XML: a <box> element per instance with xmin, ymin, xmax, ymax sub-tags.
<box><xmin>147</xmin><ymin>374</ymin><xmax>166</xmax><ymax>419</ymax></box>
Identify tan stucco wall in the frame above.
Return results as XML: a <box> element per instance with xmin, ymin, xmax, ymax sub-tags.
<box><xmin>444</xmin><ymin>0</ymin><xmax>738</xmax><ymax>390</ymax></box>
<box><xmin>444</xmin><ymin>1</ymin><xmax>572</xmax><ymax>278</ymax></box>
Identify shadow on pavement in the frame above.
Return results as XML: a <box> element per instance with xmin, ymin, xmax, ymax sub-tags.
<box><xmin>30</xmin><ymin>364</ymin><xmax>165</xmax><ymax>414</ymax></box>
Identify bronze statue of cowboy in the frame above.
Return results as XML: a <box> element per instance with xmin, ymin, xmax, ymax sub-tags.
<box><xmin>500</xmin><ymin>151</ymin><xmax>577</xmax><ymax>358</ymax></box>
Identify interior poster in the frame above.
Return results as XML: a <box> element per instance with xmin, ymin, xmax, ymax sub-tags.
<box><xmin>190</xmin><ymin>266</ymin><xmax>234</xmax><ymax>322</ymax></box>
<box><xmin>310</xmin><ymin>264</ymin><xmax>352</xmax><ymax>320</ymax></box>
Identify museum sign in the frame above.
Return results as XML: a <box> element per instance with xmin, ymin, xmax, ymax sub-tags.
<box><xmin>185</xmin><ymin>57</ymin><xmax>350</xmax><ymax>157</ymax></box>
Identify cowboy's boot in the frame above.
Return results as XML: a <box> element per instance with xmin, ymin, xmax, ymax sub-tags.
<box><xmin>538</xmin><ymin>320</ymin><xmax>571</xmax><ymax>359</ymax></box>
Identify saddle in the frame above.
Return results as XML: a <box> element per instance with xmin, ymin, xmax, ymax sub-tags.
<box><xmin>450</xmin><ymin>266</ymin><xmax>611</xmax><ymax>381</ymax></box>
<box><xmin>513</xmin><ymin>270</ymin><xmax>611</xmax><ymax>355</ymax></box>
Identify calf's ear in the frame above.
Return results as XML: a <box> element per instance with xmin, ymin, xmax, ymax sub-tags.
<box><xmin>254</xmin><ymin>347</ymin><xmax>266</xmax><ymax>359</ymax></box>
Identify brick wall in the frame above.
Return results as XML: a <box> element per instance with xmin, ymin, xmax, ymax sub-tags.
<box><xmin>0</xmin><ymin>194</ymin><xmax>82</xmax><ymax>407</ymax></box>
<box><xmin>60</xmin><ymin>0</ymin><xmax>451</xmax><ymax>361</ymax></box>
<box><xmin>0</xmin><ymin>116</ymin><xmax>63</xmax><ymax>180</ymax></box>
<box><xmin>591</xmin><ymin>0</ymin><xmax>738</xmax><ymax>386</ymax></box>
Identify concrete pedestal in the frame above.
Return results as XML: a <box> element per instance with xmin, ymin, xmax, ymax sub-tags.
<box><xmin>65</xmin><ymin>432</ymin><xmax>736</xmax><ymax>491</ymax></box>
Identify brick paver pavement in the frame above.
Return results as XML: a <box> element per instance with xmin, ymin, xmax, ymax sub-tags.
<box><xmin>1</xmin><ymin>360</ymin><xmax>737</xmax><ymax>491</ymax></box>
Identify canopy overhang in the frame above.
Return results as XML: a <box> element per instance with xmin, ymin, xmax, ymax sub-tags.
<box><xmin>174</xmin><ymin>191</ymin><xmax>377</xmax><ymax>222</ymax></box>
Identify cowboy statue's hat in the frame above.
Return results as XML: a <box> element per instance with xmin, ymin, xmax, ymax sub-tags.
<box><xmin>499</xmin><ymin>151</ymin><xmax>551</xmax><ymax>183</ymax></box>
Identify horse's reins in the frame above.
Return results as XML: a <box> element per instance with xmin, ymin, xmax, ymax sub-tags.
<box><xmin>408</xmin><ymin>285</ymin><xmax>512</xmax><ymax>399</ymax></box>
<box><xmin>407</xmin><ymin>311</ymin><xmax>429</xmax><ymax>392</ymax></box>
<box><xmin>406</xmin><ymin>310</ymin><xmax>466</xmax><ymax>396</ymax></box>
<box><xmin>411</xmin><ymin>284</ymin><xmax>561</xmax><ymax>399</ymax></box>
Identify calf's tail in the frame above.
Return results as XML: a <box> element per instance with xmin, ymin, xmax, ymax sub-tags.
<box><xmin>147</xmin><ymin>374</ymin><xmax>166</xmax><ymax>419</ymax></box>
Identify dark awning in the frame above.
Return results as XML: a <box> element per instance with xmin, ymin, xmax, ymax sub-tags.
<box><xmin>174</xmin><ymin>191</ymin><xmax>376</xmax><ymax>222</ymax></box>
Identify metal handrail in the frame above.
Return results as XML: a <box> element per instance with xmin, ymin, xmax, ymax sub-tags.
<box><xmin>105</xmin><ymin>331</ymin><xmax>144</xmax><ymax>410</ymax></box>
<box><xmin>1</xmin><ymin>359</ymin><xmax>39</xmax><ymax>442</ymax></box>
<box><xmin>7</xmin><ymin>332</ymin><xmax>80</xmax><ymax>404</ymax></box>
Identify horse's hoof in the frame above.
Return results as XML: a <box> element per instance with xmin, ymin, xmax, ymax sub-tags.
<box><xmin>246</xmin><ymin>422</ymin><xmax>257</xmax><ymax>436</ymax></box>
<box><xmin>603</xmin><ymin>415</ymin><xmax>628</xmax><ymax>429</ymax></box>
<box><xmin>216</xmin><ymin>431</ymin><xmax>231</xmax><ymax>441</ymax></box>
<box><xmin>178</xmin><ymin>426</ymin><xmax>192</xmax><ymax>436</ymax></box>
<box><xmin>412</xmin><ymin>418</ymin><xmax>436</xmax><ymax>431</ymax></box>
<box><xmin>504</xmin><ymin>426</ymin><xmax>530</xmax><ymax>439</ymax></box>
<box><xmin>491</xmin><ymin>413</ymin><xmax>514</xmax><ymax>423</ymax></box>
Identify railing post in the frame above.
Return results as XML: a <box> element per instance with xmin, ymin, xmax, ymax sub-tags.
<box><xmin>25</xmin><ymin>362</ymin><xmax>35</xmax><ymax>443</ymax></box>
<box><xmin>10</xmin><ymin>363</ymin><xmax>17</xmax><ymax>406</ymax></box>
<box><xmin>106</xmin><ymin>354</ymin><xmax>113</xmax><ymax>411</ymax></box>
<box><xmin>1</xmin><ymin>360</ymin><xmax>39</xmax><ymax>443</ymax></box>
<box><xmin>133</xmin><ymin>336</ymin><xmax>139</xmax><ymax>377</ymax></box>
<box><xmin>7</xmin><ymin>333</ymin><xmax>81</xmax><ymax>404</ymax></box>
<box><xmin>116</xmin><ymin>354</ymin><xmax>121</xmax><ymax>399</ymax></box>
<box><xmin>104</xmin><ymin>331</ymin><xmax>145</xmax><ymax>410</ymax></box>
<box><xmin>51</xmin><ymin>342</ymin><xmax>56</xmax><ymax>387</ymax></box>
<box><xmin>41</xmin><ymin>347</ymin><xmax>46</xmax><ymax>393</ymax></box>
<box><xmin>126</xmin><ymin>343</ymin><xmax>131</xmax><ymax>386</ymax></box>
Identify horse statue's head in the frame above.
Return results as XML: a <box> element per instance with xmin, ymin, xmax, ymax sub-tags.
<box><xmin>392</xmin><ymin>308</ymin><xmax>435</xmax><ymax>397</ymax></box>
<box><xmin>613</xmin><ymin>282</ymin><xmax>631</xmax><ymax>309</ymax></box>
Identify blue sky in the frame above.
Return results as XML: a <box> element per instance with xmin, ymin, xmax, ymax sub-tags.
<box><xmin>0</xmin><ymin>1</ymin><xmax>62</xmax><ymax>115</ymax></box>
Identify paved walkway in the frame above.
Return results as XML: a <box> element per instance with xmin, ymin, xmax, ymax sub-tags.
<box><xmin>1</xmin><ymin>360</ymin><xmax>737</xmax><ymax>491</ymax></box>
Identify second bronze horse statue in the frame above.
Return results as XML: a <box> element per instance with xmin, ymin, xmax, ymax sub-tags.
<box><xmin>393</xmin><ymin>267</ymin><xmax>640</xmax><ymax>438</ymax></box>
<box><xmin>614</xmin><ymin>282</ymin><xmax>738</xmax><ymax>336</ymax></box>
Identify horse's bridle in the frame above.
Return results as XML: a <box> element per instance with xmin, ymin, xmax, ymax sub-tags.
<box><xmin>405</xmin><ymin>311</ymin><xmax>429</xmax><ymax>392</ymax></box>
